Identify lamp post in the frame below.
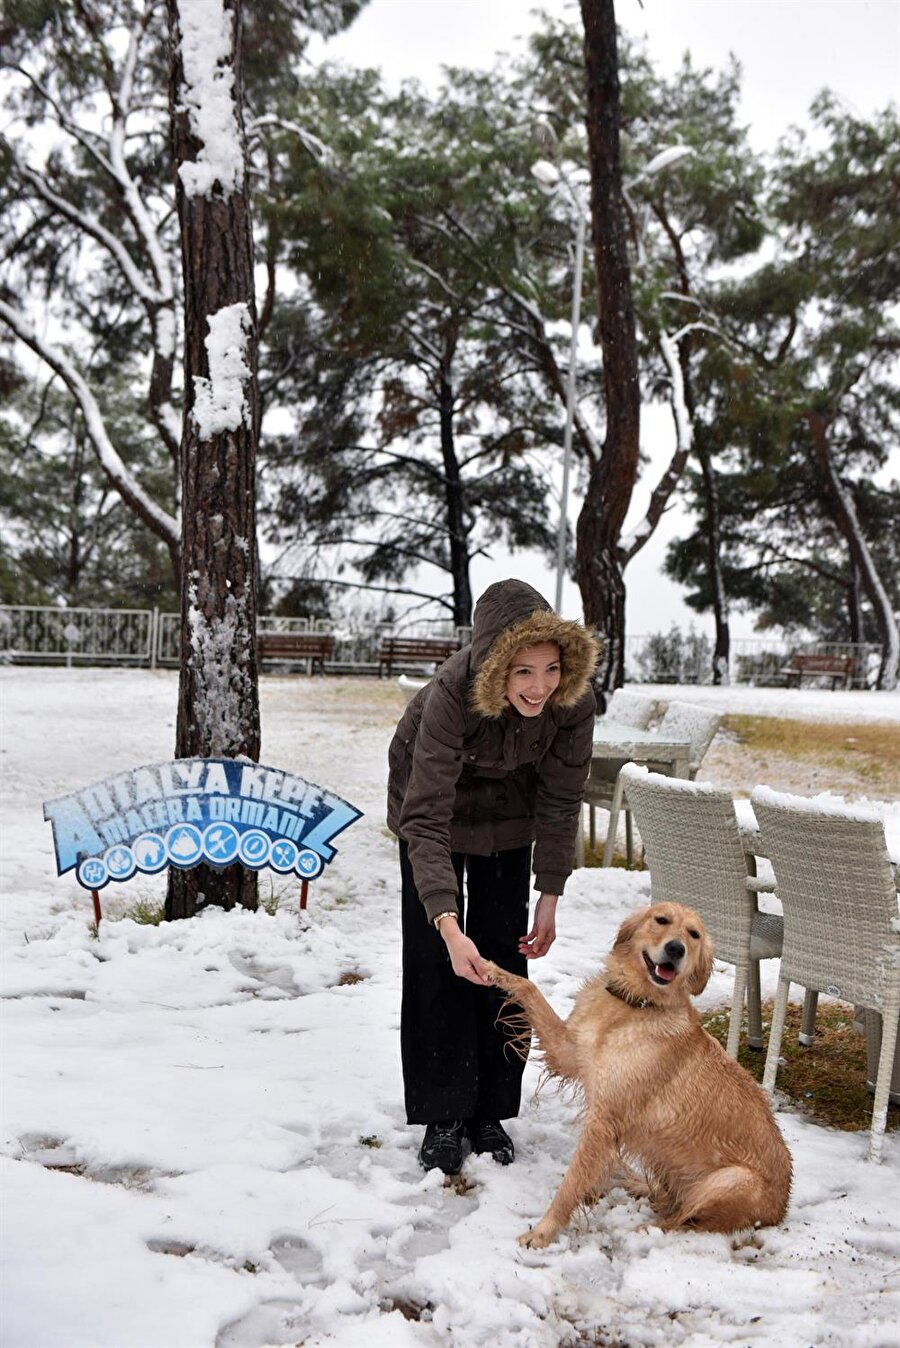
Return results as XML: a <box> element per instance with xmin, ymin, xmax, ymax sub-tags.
<box><xmin>531</xmin><ymin>159</ymin><xmax>588</xmax><ymax>614</ymax></box>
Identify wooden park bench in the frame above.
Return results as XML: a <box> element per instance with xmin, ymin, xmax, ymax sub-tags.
<box><xmin>257</xmin><ymin>631</ymin><xmax>336</xmax><ymax>674</ymax></box>
<box><xmin>378</xmin><ymin>635</ymin><xmax>461</xmax><ymax>677</ymax></box>
<box><xmin>780</xmin><ymin>652</ymin><xmax>856</xmax><ymax>690</ymax></box>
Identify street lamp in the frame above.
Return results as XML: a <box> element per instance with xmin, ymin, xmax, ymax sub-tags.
<box><xmin>531</xmin><ymin>159</ymin><xmax>588</xmax><ymax>614</ymax></box>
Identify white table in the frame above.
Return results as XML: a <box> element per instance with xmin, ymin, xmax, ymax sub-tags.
<box><xmin>588</xmin><ymin>718</ymin><xmax>692</xmax><ymax>866</ymax></box>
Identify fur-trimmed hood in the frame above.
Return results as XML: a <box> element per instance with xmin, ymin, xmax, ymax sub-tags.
<box><xmin>469</xmin><ymin>579</ymin><xmax>600</xmax><ymax>718</ymax></box>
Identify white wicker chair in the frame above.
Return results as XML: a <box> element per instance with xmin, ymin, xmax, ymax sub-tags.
<box><xmin>605</xmin><ymin>688</ymin><xmax>660</xmax><ymax>729</ymax></box>
<box><xmin>649</xmin><ymin>701</ymin><xmax>721</xmax><ymax>777</ymax></box>
<box><xmin>620</xmin><ymin>764</ymin><xmax>782</xmax><ymax>1057</ymax></box>
<box><xmin>752</xmin><ymin>787</ymin><xmax>900</xmax><ymax>1162</ymax></box>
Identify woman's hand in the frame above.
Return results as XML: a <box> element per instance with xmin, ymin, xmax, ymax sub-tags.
<box><xmin>439</xmin><ymin>918</ymin><xmax>492</xmax><ymax>985</ymax></box>
<box><xmin>518</xmin><ymin>893</ymin><xmax>558</xmax><ymax>959</ymax></box>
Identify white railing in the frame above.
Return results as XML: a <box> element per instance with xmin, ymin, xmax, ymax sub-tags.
<box><xmin>0</xmin><ymin>605</ymin><xmax>155</xmax><ymax>666</ymax></box>
<box><xmin>0</xmin><ymin>604</ymin><xmax>883</xmax><ymax>686</ymax></box>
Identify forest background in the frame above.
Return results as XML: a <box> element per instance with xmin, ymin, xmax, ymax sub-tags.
<box><xmin>1</xmin><ymin>0</ymin><xmax>899</xmax><ymax>685</ymax></box>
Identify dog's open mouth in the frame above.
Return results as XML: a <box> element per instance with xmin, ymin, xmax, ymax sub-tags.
<box><xmin>643</xmin><ymin>951</ymin><xmax>679</xmax><ymax>985</ymax></box>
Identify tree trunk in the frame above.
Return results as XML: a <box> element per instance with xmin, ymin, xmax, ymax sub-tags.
<box><xmin>807</xmin><ymin>411</ymin><xmax>899</xmax><ymax>690</ymax></box>
<box><xmin>438</xmin><ymin>345</ymin><xmax>473</xmax><ymax>627</ymax></box>
<box><xmin>166</xmin><ymin>0</ymin><xmax>261</xmax><ymax>918</ymax></box>
<box><xmin>575</xmin><ymin>0</ymin><xmax>640</xmax><ymax>691</ymax></box>
<box><xmin>695</xmin><ymin>435</ymin><xmax>730</xmax><ymax>685</ymax></box>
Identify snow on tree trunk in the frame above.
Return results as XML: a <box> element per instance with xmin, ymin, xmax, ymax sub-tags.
<box><xmin>166</xmin><ymin>0</ymin><xmax>261</xmax><ymax>918</ymax></box>
<box><xmin>575</xmin><ymin>0</ymin><xmax>641</xmax><ymax>692</ymax></box>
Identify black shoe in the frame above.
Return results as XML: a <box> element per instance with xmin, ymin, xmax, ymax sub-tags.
<box><xmin>418</xmin><ymin>1120</ymin><xmax>465</xmax><ymax>1175</ymax></box>
<box><xmin>468</xmin><ymin>1119</ymin><xmax>515</xmax><ymax>1165</ymax></box>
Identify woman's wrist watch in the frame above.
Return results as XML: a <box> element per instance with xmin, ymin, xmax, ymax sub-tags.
<box><xmin>432</xmin><ymin>910</ymin><xmax>458</xmax><ymax>931</ymax></box>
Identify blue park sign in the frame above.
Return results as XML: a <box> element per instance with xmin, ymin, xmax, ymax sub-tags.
<box><xmin>43</xmin><ymin>758</ymin><xmax>363</xmax><ymax>891</ymax></box>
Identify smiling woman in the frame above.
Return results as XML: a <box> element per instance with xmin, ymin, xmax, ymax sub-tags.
<box><xmin>385</xmin><ymin>578</ymin><xmax>600</xmax><ymax>1175</ymax></box>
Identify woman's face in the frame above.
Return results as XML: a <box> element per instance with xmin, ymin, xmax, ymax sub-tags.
<box><xmin>505</xmin><ymin>641</ymin><xmax>561</xmax><ymax>717</ymax></box>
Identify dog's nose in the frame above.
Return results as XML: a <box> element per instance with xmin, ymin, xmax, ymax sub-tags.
<box><xmin>664</xmin><ymin>940</ymin><xmax>685</xmax><ymax>962</ymax></box>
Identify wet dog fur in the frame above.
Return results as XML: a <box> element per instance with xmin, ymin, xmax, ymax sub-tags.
<box><xmin>485</xmin><ymin>902</ymin><xmax>792</xmax><ymax>1247</ymax></box>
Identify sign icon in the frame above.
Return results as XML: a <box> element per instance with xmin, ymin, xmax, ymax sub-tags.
<box><xmin>165</xmin><ymin>823</ymin><xmax>203</xmax><ymax>868</ymax></box>
<box><xmin>104</xmin><ymin>844</ymin><xmax>136</xmax><ymax>881</ymax></box>
<box><xmin>269</xmin><ymin>838</ymin><xmax>299</xmax><ymax>873</ymax></box>
<box><xmin>133</xmin><ymin>833</ymin><xmax>167</xmax><ymax>873</ymax></box>
<box><xmin>77</xmin><ymin>857</ymin><xmax>108</xmax><ymax>889</ymax></box>
<box><xmin>296</xmin><ymin>849</ymin><xmax>323</xmax><ymax>879</ymax></box>
<box><xmin>238</xmin><ymin>829</ymin><xmax>271</xmax><ymax>868</ymax></box>
<box><xmin>202</xmin><ymin>822</ymin><xmax>239</xmax><ymax>866</ymax></box>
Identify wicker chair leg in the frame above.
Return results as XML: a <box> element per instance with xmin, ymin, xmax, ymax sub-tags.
<box><xmin>625</xmin><ymin>810</ymin><xmax>634</xmax><ymax>867</ymax></box>
<box><xmin>727</xmin><ymin>964</ymin><xmax>749</xmax><ymax>1059</ymax></box>
<box><xmin>867</xmin><ymin>1001</ymin><xmax>900</xmax><ymax>1163</ymax></box>
<box><xmin>799</xmin><ymin>989</ymin><xmax>818</xmax><ymax>1046</ymax></box>
<box><xmin>763</xmin><ymin>977</ymin><xmax>791</xmax><ymax>1094</ymax></box>
<box><xmin>746</xmin><ymin>961</ymin><xmax>764</xmax><ymax>1050</ymax></box>
<box><xmin>602</xmin><ymin>774</ymin><xmax>626</xmax><ymax>868</ymax></box>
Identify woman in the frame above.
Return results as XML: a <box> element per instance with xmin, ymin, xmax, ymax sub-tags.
<box><xmin>387</xmin><ymin>578</ymin><xmax>599</xmax><ymax>1174</ymax></box>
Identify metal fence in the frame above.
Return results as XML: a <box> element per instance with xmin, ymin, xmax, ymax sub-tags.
<box><xmin>622</xmin><ymin>632</ymin><xmax>882</xmax><ymax>689</ymax></box>
<box><xmin>0</xmin><ymin>604</ymin><xmax>882</xmax><ymax>686</ymax></box>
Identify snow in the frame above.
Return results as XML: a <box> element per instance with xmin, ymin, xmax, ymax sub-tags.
<box><xmin>175</xmin><ymin>0</ymin><xmax>244</xmax><ymax>200</ymax></box>
<box><xmin>192</xmin><ymin>304</ymin><xmax>252</xmax><ymax>440</ymax></box>
<box><xmin>2</xmin><ymin>668</ymin><xmax>899</xmax><ymax>1348</ymax></box>
<box><xmin>631</xmin><ymin>681</ymin><xmax>900</xmax><ymax>725</ymax></box>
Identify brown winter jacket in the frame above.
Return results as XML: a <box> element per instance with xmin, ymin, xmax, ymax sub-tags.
<box><xmin>386</xmin><ymin>578</ymin><xmax>600</xmax><ymax>922</ymax></box>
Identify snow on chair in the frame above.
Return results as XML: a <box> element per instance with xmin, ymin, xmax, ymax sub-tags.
<box><xmin>649</xmin><ymin>700</ymin><xmax>721</xmax><ymax>779</ymax></box>
<box><xmin>605</xmin><ymin>688</ymin><xmax>661</xmax><ymax>729</ymax></box>
<box><xmin>620</xmin><ymin>763</ymin><xmax>783</xmax><ymax>1057</ymax></box>
<box><xmin>752</xmin><ymin>787</ymin><xmax>900</xmax><ymax>1162</ymax></box>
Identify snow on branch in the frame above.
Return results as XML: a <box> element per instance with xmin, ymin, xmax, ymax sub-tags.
<box><xmin>192</xmin><ymin>304</ymin><xmax>252</xmax><ymax>440</ymax></box>
<box><xmin>17</xmin><ymin>165</ymin><xmax>164</xmax><ymax>307</ymax></box>
<box><xmin>250</xmin><ymin>114</ymin><xmax>331</xmax><ymax>165</ymax></box>
<box><xmin>173</xmin><ymin>0</ymin><xmax>244</xmax><ymax>199</ymax></box>
<box><xmin>0</xmin><ymin>299</ymin><xmax>179</xmax><ymax>554</ymax></box>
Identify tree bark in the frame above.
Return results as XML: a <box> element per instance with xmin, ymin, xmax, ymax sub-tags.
<box><xmin>575</xmin><ymin>0</ymin><xmax>640</xmax><ymax>690</ymax></box>
<box><xmin>166</xmin><ymin>0</ymin><xmax>261</xmax><ymax>917</ymax></box>
<box><xmin>438</xmin><ymin>341</ymin><xmax>473</xmax><ymax>627</ymax></box>
<box><xmin>696</xmin><ymin>437</ymin><xmax>730</xmax><ymax>684</ymax></box>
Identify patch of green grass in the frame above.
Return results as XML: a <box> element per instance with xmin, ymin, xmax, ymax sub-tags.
<box><xmin>582</xmin><ymin>840</ymin><xmax>645</xmax><ymax>870</ymax></box>
<box><xmin>359</xmin><ymin>1134</ymin><xmax>382</xmax><ymax>1148</ymax></box>
<box><xmin>702</xmin><ymin>999</ymin><xmax>900</xmax><ymax>1132</ymax></box>
<box><xmin>122</xmin><ymin>897</ymin><xmax>166</xmax><ymax>926</ymax></box>
<box><xmin>722</xmin><ymin>715</ymin><xmax>900</xmax><ymax>788</ymax></box>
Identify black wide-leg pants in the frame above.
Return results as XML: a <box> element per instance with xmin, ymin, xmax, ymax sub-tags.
<box><xmin>400</xmin><ymin>840</ymin><xmax>531</xmax><ymax>1124</ymax></box>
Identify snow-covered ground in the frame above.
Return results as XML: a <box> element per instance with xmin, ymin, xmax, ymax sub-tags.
<box><xmin>631</xmin><ymin>682</ymin><xmax>900</xmax><ymax>725</ymax></box>
<box><xmin>1</xmin><ymin>668</ymin><xmax>898</xmax><ymax>1348</ymax></box>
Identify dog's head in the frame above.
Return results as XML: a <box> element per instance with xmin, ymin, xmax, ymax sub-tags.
<box><xmin>608</xmin><ymin>902</ymin><xmax>714</xmax><ymax>1002</ymax></box>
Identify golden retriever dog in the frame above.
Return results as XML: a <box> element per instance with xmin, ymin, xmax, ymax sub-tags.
<box><xmin>485</xmin><ymin>902</ymin><xmax>791</xmax><ymax>1247</ymax></box>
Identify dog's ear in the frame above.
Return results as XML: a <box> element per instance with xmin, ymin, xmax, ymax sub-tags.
<box><xmin>613</xmin><ymin>908</ymin><xmax>649</xmax><ymax>952</ymax></box>
<box><xmin>688</xmin><ymin>927</ymin><xmax>715</xmax><ymax>994</ymax></box>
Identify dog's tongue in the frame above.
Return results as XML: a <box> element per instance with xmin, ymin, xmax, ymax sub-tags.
<box><xmin>654</xmin><ymin>963</ymin><xmax>677</xmax><ymax>983</ymax></box>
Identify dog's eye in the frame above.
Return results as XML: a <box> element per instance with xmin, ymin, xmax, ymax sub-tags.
<box><xmin>654</xmin><ymin>915</ymin><xmax>670</xmax><ymax>926</ymax></box>
<box><xmin>688</xmin><ymin>929</ymin><xmax>700</xmax><ymax>940</ymax></box>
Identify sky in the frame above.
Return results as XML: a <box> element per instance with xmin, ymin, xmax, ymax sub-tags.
<box><xmin>307</xmin><ymin>0</ymin><xmax>900</xmax><ymax>635</ymax></box>
<box><xmin>2</xmin><ymin>667</ymin><xmax>899</xmax><ymax>1348</ymax></box>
